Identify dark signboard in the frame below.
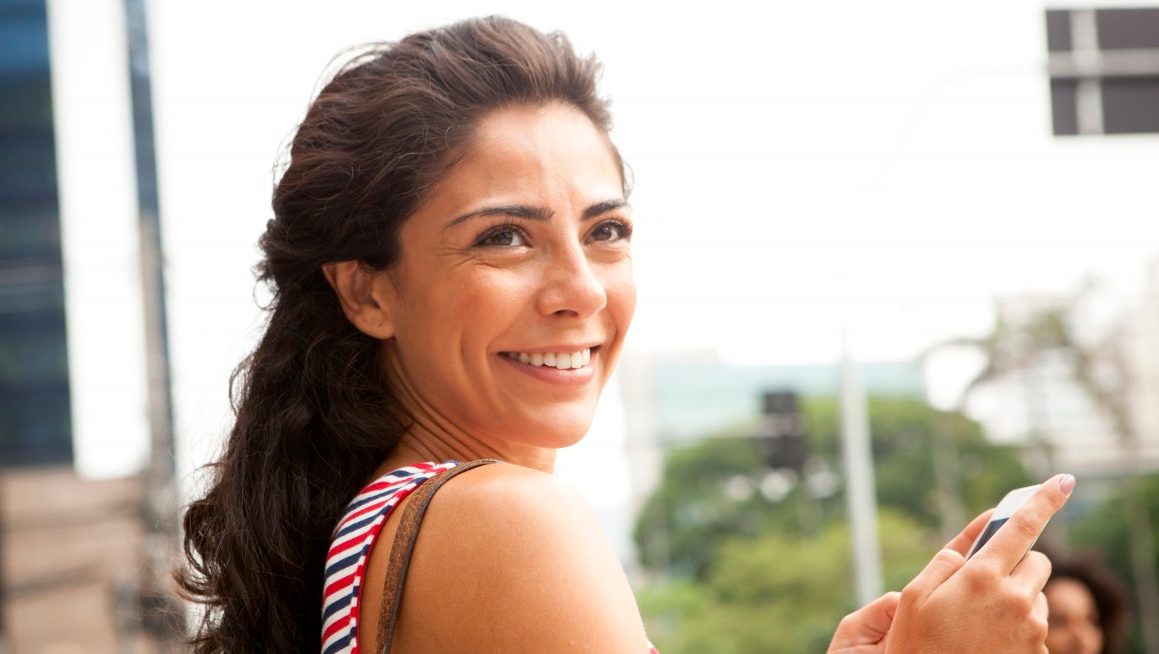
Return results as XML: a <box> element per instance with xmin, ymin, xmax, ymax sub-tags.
<box><xmin>1046</xmin><ymin>7</ymin><xmax>1159</xmax><ymax>135</ymax></box>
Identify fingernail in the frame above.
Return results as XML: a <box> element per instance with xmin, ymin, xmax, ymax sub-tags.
<box><xmin>1059</xmin><ymin>474</ymin><xmax>1076</xmax><ymax>495</ymax></box>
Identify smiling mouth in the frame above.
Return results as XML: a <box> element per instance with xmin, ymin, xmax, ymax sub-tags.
<box><xmin>500</xmin><ymin>347</ymin><xmax>594</xmax><ymax>370</ymax></box>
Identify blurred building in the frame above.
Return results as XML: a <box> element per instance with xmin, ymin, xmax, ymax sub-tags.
<box><xmin>958</xmin><ymin>265</ymin><xmax>1159</xmax><ymax>479</ymax></box>
<box><xmin>1</xmin><ymin>0</ymin><xmax>168</xmax><ymax>650</ymax></box>
<box><xmin>1</xmin><ymin>0</ymin><xmax>70</xmax><ymax>471</ymax></box>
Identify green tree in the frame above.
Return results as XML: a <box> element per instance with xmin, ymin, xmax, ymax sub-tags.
<box><xmin>639</xmin><ymin>511</ymin><xmax>935</xmax><ymax>654</ymax></box>
<box><xmin>803</xmin><ymin>396</ymin><xmax>1031</xmax><ymax>528</ymax></box>
<box><xmin>634</xmin><ymin>395</ymin><xmax>1030</xmax><ymax>579</ymax></box>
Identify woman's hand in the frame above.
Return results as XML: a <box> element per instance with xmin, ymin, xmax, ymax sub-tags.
<box><xmin>882</xmin><ymin>474</ymin><xmax>1074</xmax><ymax>654</ymax></box>
<box><xmin>827</xmin><ymin>591</ymin><xmax>901</xmax><ymax>653</ymax></box>
<box><xmin>829</xmin><ymin>474</ymin><xmax>1074</xmax><ymax>654</ymax></box>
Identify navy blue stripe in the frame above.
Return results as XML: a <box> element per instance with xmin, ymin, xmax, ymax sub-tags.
<box><xmin>343</xmin><ymin>468</ymin><xmax>432</xmax><ymax>514</ymax></box>
<box><xmin>319</xmin><ymin>464</ymin><xmax>457</xmax><ymax>652</ymax></box>
<box><xmin>322</xmin><ymin>591</ymin><xmax>351</xmax><ymax>621</ymax></box>
<box><xmin>324</xmin><ymin>549</ymin><xmax>362</xmax><ymax>579</ymax></box>
<box><xmin>333</xmin><ymin>508</ymin><xmax>386</xmax><ymax>541</ymax></box>
<box><xmin>344</xmin><ymin>486</ymin><xmax>395</xmax><ymax>514</ymax></box>
<box><xmin>322</xmin><ymin>629</ymin><xmax>353</xmax><ymax>654</ymax></box>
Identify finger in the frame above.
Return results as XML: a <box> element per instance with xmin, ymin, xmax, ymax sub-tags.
<box><xmin>1034</xmin><ymin>591</ymin><xmax>1050</xmax><ymax>651</ymax></box>
<box><xmin>977</xmin><ymin>474</ymin><xmax>1074</xmax><ymax>574</ymax></box>
<box><xmin>902</xmin><ymin>548</ymin><xmax>966</xmax><ymax>606</ymax></box>
<box><xmin>857</xmin><ymin>591</ymin><xmax>900</xmax><ymax>641</ymax></box>
<box><xmin>829</xmin><ymin>593</ymin><xmax>899</xmax><ymax>649</ymax></box>
<box><xmin>945</xmin><ymin>508</ymin><xmax>995</xmax><ymax>557</ymax></box>
<box><xmin>1034</xmin><ymin>590</ymin><xmax>1049</xmax><ymax>623</ymax></box>
<box><xmin>1010</xmin><ymin>550</ymin><xmax>1053</xmax><ymax>597</ymax></box>
<box><xmin>831</xmin><ymin>591</ymin><xmax>901</xmax><ymax>647</ymax></box>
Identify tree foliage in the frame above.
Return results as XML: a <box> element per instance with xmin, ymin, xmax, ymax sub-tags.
<box><xmin>633</xmin><ymin>395</ymin><xmax>1036</xmax><ymax>653</ymax></box>
<box><xmin>638</xmin><ymin>511</ymin><xmax>935</xmax><ymax>654</ymax></box>
<box><xmin>634</xmin><ymin>395</ymin><xmax>1031</xmax><ymax>579</ymax></box>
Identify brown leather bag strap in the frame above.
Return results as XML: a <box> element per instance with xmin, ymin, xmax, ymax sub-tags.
<box><xmin>376</xmin><ymin>459</ymin><xmax>498</xmax><ymax>654</ymax></box>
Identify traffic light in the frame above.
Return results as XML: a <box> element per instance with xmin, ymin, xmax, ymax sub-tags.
<box><xmin>759</xmin><ymin>390</ymin><xmax>807</xmax><ymax>472</ymax></box>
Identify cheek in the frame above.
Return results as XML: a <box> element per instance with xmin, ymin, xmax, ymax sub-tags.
<box><xmin>462</xmin><ymin>270</ymin><xmax>540</xmax><ymax>318</ymax></box>
<box><xmin>407</xmin><ymin>270</ymin><xmax>538</xmax><ymax>358</ymax></box>
<box><xmin>403</xmin><ymin>268</ymin><xmax>525</xmax><ymax>321</ymax></box>
<box><xmin>606</xmin><ymin>264</ymin><xmax>637</xmax><ymax>327</ymax></box>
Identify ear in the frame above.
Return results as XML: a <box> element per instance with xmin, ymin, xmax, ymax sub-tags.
<box><xmin>322</xmin><ymin>260</ymin><xmax>396</xmax><ymax>339</ymax></box>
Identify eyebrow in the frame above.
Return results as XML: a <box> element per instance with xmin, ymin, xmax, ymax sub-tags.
<box><xmin>583</xmin><ymin>198</ymin><xmax>629</xmax><ymax>220</ymax></box>
<box><xmin>446</xmin><ymin>198</ymin><xmax>628</xmax><ymax>228</ymax></box>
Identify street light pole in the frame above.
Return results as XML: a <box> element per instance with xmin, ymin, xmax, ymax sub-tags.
<box><xmin>840</xmin><ymin>320</ymin><xmax>883</xmax><ymax>607</ymax></box>
<box><xmin>122</xmin><ymin>0</ymin><xmax>182</xmax><ymax>645</ymax></box>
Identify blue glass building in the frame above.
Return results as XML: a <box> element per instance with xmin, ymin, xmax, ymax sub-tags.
<box><xmin>0</xmin><ymin>0</ymin><xmax>72</xmax><ymax>466</ymax></box>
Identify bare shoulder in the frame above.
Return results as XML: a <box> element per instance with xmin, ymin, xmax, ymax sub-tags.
<box><xmin>363</xmin><ymin>462</ymin><xmax>649</xmax><ymax>654</ymax></box>
<box><xmin>427</xmin><ymin>461</ymin><xmax>601</xmax><ymax>541</ymax></box>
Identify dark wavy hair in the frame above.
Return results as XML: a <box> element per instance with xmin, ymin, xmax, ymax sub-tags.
<box><xmin>177</xmin><ymin>16</ymin><xmax>619</xmax><ymax>653</ymax></box>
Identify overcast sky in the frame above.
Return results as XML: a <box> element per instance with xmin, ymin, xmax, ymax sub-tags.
<box><xmin>116</xmin><ymin>0</ymin><xmax>1159</xmax><ymax>505</ymax></box>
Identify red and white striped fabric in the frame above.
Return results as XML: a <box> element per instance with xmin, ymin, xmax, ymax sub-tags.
<box><xmin>321</xmin><ymin>461</ymin><xmax>457</xmax><ymax>654</ymax></box>
<box><xmin>319</xmin><ymin>460</ymin><xmax>661</xmax><ymax>654</ymax></box>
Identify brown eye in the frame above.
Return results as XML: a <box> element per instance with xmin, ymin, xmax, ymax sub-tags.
<box><xmin>588</xmin><ymin>220</ymin><xmax>632</xmax><ymax>243</ymax></box>
<box><xmin>475</xmin><ymin>225</ymin><xmax>528</xmax><ymax>248</ymax></box>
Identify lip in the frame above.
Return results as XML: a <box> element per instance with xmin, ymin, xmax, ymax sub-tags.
<box><xmin>496</xmin><ymin>346</ymin><xmax>600</xmax><ymax>386</ymax></box>
<box><xmin>498</xmin><ymin>343</ymin><xmax>603</xmax><ymax>354</ymax></box>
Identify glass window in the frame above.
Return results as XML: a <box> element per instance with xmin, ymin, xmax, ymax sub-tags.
<box><xmin>0</xmin><ymin>0</ymin><xmax>72</xmax><ymax>466</ymax></box>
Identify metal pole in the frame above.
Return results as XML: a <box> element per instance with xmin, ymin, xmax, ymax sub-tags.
<box><xmin>122</xmin><ymin>0</ymin><xmax>183</xmax><ymax>645</ymax></box>
<box><xmin>839</xmin><ymin>321</ymin><xmax>882</xmax><ymax>607</ymax></box>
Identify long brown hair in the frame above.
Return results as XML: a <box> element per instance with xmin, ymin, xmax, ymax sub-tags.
<box><xmin>178</xmin><ymin>16</ymin><xmax>619</xmax><ymax>652</ymax></box>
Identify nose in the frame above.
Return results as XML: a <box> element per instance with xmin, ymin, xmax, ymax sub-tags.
<box><xmin>534</xmin><ymin>243</ymin><xmax>607</xmax><ymax>319</ymax></box>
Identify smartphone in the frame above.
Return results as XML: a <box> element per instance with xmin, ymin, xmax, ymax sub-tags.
<box><xmin>965</xmin><ymin>484</ymin><xmax>1043</xmax><ymax>559</ymax></box>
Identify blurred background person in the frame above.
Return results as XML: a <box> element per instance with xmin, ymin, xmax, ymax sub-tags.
<box><xmin>1042</xmin><ymin>551</ymin><xmax>1132</xmax><ymax>654</ymax></box>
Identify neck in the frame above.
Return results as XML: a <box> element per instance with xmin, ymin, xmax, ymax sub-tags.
<box><xmin>388</xmin><ymin>420</ymin><xmax>557</xmax><ymax>474</ymax></box>
<box><xmin>377</xmin><ymin>346</ymin><xmax>557</xmax><ymax>476</ymax></box>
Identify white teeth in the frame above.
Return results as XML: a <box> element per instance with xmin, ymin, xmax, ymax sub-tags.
<box><xmin>504</xmin><ymin>348</ymin><xmax>593</xmax><ymax>369</ymax></box>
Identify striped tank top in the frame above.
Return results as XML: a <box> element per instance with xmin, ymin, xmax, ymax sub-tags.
<box><xmin>320</xmin><ymin>461</ymin><xmax>660</xmax><ymax>654</ymax></box>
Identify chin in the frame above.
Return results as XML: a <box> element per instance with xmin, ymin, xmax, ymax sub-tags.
<box><xmin>510</xmin><ymin>412</ymin><xmax>595</xmax><ymax>449</ymax></box>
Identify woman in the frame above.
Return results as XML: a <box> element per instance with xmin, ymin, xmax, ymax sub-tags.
<box><xmin>179</xmin><ymin>15</ymin><xmax>1074</xmax><ymax>653</ymax></box>
<box><xmin>1042</xmin><ymin>553</ymin><xmax>1130</xmax><ymax>654</ymax></box>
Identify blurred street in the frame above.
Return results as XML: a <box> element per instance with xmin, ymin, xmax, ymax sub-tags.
<box><xmin>0</xmin><ymin>469</ymin><xmax>156</xmax><ymax>652</ymax></box>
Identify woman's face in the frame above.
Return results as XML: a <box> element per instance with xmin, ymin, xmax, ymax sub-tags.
<box><xmin>1045</xmin><ymin>578</ymin><xmax>1104</xmax><ymax>654</ymax></box>
<box><xmin>378</xmin><ymin>102</ymin><xmax>635</xmax><ymax>458</ymax></box>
